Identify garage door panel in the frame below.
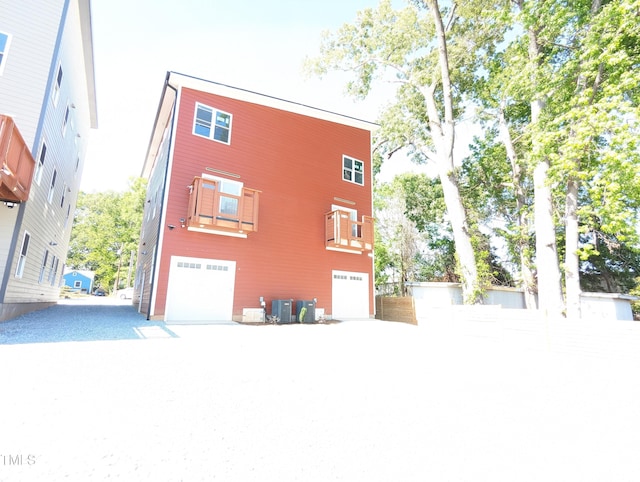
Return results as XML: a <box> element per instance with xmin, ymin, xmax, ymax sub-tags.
<box><xmin>332</xmin><ymin>270</ymin><xmax>369</xmax><ymax>319</ymax></box>
<box><xmin>165</xmin><ymin>257</ymin><xmax>235</xmax><ymax>321</ymax></box>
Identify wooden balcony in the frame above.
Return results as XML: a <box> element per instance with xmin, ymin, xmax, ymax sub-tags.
<box><xmin>0</xmin><ymin>115</ymin><xmax>36</xmax><ymax>203</ymax></box>
<box><xmin>187</xmin><ymin>176</ymin><xmax>260</xmax><ymax>237</ymax></box>
<box><xmin>325</xmin><ymin>209</ymin><xmax>374</xmax><ymax>253</ymax></box>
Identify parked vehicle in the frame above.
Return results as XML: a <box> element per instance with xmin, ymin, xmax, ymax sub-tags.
<box><xmin>118</xmin><ymin>287</ymin><xmax>133</xmax><ymax>299</ymax></box>
<box><xmin>93</xmin><ymin>288</ymin><xmax>106</xmax><ymax>296</ymax></box>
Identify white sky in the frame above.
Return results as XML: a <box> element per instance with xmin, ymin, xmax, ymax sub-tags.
<box><xmin>80</xmin><ymin>0</ymin><xmax>417</xmax><ymax>193</ymax></box>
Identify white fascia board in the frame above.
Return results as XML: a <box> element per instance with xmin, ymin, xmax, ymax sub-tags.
<box><xmin>78</xmin><ymin>0</ymin><xmax>98</xmax><ymax>128</ymax></box>
<box><xmin>167</xmin><ymin>71</ymin><xmax>379</xmax><ymax>133</ymax></box>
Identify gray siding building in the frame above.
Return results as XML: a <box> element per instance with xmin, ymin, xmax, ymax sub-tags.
<box><xmin>0</xmin><ymin>0</ymin><xmax>97</xmax><ymax>320</ymax></box>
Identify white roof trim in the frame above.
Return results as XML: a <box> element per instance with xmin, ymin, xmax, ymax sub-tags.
<box><xmin>78</xmin><ymin>0</ymin><xmax>98</xmax><ymax>128</ymax></box>
<box><xmin>167</xmin><ymin>71</ymin><xmax>378</xmax><ymax>132</ymax></box>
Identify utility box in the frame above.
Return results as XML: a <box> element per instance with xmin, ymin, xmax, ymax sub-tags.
<box><xmin>272</xmin><ymin>299</ymin><xmax>293</xmax><ymax>323</ymax></box>
<box><xmin>296</xmin><ymin>300</ymin><xmax>316</xmax><ymax>323</ymax></box>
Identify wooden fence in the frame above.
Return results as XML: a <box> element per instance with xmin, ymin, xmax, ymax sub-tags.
<box><xmin>375</xmin><ymin>296</ymin><xmax>417</xmax><ymax>325</ymax></box>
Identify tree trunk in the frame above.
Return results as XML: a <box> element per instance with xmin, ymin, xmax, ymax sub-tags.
<box><xmin>423</xmin><ymin>0</ymin><xmax>480</xmax><ymax>303</ymax></box>
<box><xmin>498</xmin><ymin>106</ymin><xmax>537</xmax><ymax>309</ymax></box>
<box><xmin>565</xmin><ymin>177</ymin><xmax>581</xmax><ymax>319</ymax></box>
<box><xmin>533</xmin><ymin>160</ymin><xmax>565</xmax><ymax>317</ymax></box>
<box><xmin>527</xmin><ymin>18</ymin><xmax>565</xmax><ymax>318</ymax></box>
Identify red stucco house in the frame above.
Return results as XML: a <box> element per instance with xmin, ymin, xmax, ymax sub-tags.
<box><xmin>134</xmin><ymin>72</ymin><xmax>377</xmax><ymax>322</ymax></box>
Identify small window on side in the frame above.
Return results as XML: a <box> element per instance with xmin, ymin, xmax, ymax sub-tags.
<box><xmin>34</xmin><ymin>141</ymin><xmax>47</xmax><ymax>184</ymax></box>
<box><xmin>52</xmin><ymin>64</ymin><xmax>63</xmax><ymax>106</ymax></box>
<box><xmin>0</xmin><ymin>32</ymin><xmax>12</xmax><ymax>75</ymax></box>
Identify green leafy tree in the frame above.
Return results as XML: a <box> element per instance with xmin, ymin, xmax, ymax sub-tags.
<box><xmin>468</xmin><ymin>0</ymin><xmax>640</xmax><ymax>317</ymax></box>
<box><xmin>308</xmin><ymin>0</ymin><xmax>510</xmax><ymax>303</ymax></box>
<box><xmin>67</xmin><ymin>178</ymin><xmax>147</xmax><ymax>293</ymax></box>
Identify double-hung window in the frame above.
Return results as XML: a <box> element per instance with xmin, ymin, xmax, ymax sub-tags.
<box><xmin>342</xmin><ymin>155</ymin><xmax>364</xmax><ymax>186</ymax></box>
<box><xmin>193</xmin><ymin>103</ymin><xmax>232</xmax><ymax>144</ymax></box>
<box><xmin>62</xmin><ymin>104</ymin><xmax>70</xmax><ymax>136</ymax></box>
<box><xmin>34</xmin><ymin>141</ymin><xmax>46</xmax><ymax>184</ymax></box>
<box><xmin>52</xmin><ymin>65</ymin><xmax>63</xmax><ymax>106</ymax></box>
<box><xmin>0</xmin><ymin>32</ymin><xmax>11</xmax><ymax>75</ymax></box>
<box><xmin>48</xmin><ymin>169</ymin><xmax>57</xmax><ymax>203</ymax></box>
<box><xmin>49</xmin><ymin>256</ymin><xmax>58</xmax><ymax>285</ymax></box>
<box><xmin>15</xmin><ymin>232</ymin><xmax>30</xmax><ymax>278</ymax></box>
<box><xmin>39</xmin><ymin>250</ymin><xmax>49</xmax><ymax>284</ymax></box>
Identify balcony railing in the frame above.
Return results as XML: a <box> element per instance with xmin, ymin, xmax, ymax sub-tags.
<box><xmin>325</xmin><ymin>209</ymin><xmax>374</xmax><ymax>253</ymax></box>
<box><xmin>0</xmin><ymin>115</ymin><xmax>36</xmax><ymax>203</ymax></box>
<box><xmin>187</xmin><ymin>176</ymin><xmax>260</xmax><ymax>237</ymax></box>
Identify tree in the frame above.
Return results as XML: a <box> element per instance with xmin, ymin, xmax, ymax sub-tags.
<box><xmin>67</xmin><ymin>178</ymin><xmax>147</xmax><ymax>293</ymax></box>
<box><xmin>375</xmin><ymin>179</ymin><xmax>425</xmax><ymax>295</ymax></box>
<box><xmin>311</xmin><ymin>0</ymin><xmax>640</xmax><ymax>313</ymax></box>
<box><xmin>519</xmin><ymin>0</ymin><xmax>640</xmax><ymax>317</ymax></box>
<box><xmin>308</xmin><ymin>0</ymin><xmax>509</xmax><ymax>303</ymax></box>
<box><xmin>470</xmin><ymin>0</ymin><xmax>640</xmax><ymax>318</ymax></box>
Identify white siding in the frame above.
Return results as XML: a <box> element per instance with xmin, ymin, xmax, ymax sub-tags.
<box><xmin>0</xmin><ymin>0</ymin><xmax>64</xmax><ymax>147</ymax></box>
<box><xmin>1</xmin><ymin>0</ymin><xmax>97</xmax><ymax>306</ymax></box>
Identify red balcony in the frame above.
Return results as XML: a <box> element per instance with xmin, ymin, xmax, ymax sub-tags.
<box><xmin>187</xmin><ymin>176</ymin><xmax>260</xmax><ymax>237</ymax></box>
<box><xmin>0</xmin><ymin>115</ymin><xmax>36</xmax><ymax>203</ymax></box>
<box><xmin>325</xmin><ymin>209</ymin><xmax>374</xmax><ymax>253</ymax></box>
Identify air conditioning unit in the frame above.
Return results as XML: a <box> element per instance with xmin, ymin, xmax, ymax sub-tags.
<box><xmin>271</xmin><ymin>299</ymin><xmax>293</xmax><ymax>323</ymax></box>
<box><xmin>296</xmin><ymin>300</ymin><xmax>316</xmax><ymax>323</ymax></box>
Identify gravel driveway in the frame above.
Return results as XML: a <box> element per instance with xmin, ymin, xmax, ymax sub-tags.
<box><xmin>1</xmin><ymin>299</ymin><xmax>640</xmax><ymax>481</ymax></box>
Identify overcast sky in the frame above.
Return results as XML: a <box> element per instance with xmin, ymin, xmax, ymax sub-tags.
<box><xmin>80</xmin><ymin>0</ymin><xmax>405</xmax><ymax>192</ymax></box>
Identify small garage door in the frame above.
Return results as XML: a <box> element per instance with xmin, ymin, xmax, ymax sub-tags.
<box><xmin>165</xmin><ymin>256</ymin><xmax>236</xmax><ymax>322</ymax></box>
<box><xmin>332</xmin><ymin>270</ymin><xmax>369</xmax><ymax>319</ymax></box>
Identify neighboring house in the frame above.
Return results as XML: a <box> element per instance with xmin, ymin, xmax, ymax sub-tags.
<box><xmin>62</xmin><ymin>269</ymin><xmax>94</xmax><ymax>294</ymax></box>
<box><xmin>0</xmin><ymin>0</ymin><xmax>98</xmax><ymax>321</ymax></box>
<box><xmin>135</xmin><ymin>72</ymin><xmax>377</xmax><ymax>322</ymax></box>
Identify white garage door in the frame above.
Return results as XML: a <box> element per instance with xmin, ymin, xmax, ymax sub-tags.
<box><xmin>165</xmin><ymin>256</ymin><xmax>236</xmax><ymax>322</ymax></box>
<box><xmin>332</xmin><ymin>270</ymin><xmax>369</xmax><ymax>319</ymax></box>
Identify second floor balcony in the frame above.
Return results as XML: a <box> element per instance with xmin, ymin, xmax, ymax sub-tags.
<box><xmin>325</xmin><ymin>209</ymin><xmax>374</xmax><ymax>254</ymax></box>
<box><xmin>0</xmin><ymin>115</ymin><xmax>36</xmax><ymax>203</ymax></box>
<box><xmin>187</xmin><ymin>176</ymin><xmax>260</xmax><ymax>237</ymax></box>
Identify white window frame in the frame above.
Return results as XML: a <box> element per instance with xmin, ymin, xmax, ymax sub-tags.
<box><xmin>202</xmin><ymin>173</ymin><xmax>243</xmax><ymax>216</ymax></box>
<box><xmin>193</xmin><ymin>103</ymin><xmax>232</xmax><ymax>145</ymax></box>
<box><xmin>15</xmin><ymin>231</ymin><xmax>30</xmax><ymax>278</ymax></box>
<box><xmin>74</xmin><ymin>280</ymin><xmax>82</xmax><ymax>289</ymax></box>
<box><xmin>49</xmin><ymin>256</ymin><xmax>58</xmax><ymax>286</ymax></box>
<box><xmin>48</xmin><ymin>169</ymin><xmax>57</xmax><ymax>204</ymax></box>
<box><xmin>39</xmin><ymin>250</ymin><xmax>49</xmax><ymax>284</ymax></box>
<box><xmin>64</xmin><ymin>204</ymin><xmax>71</xmax><ymax>228</ymax></box>
<box><xmin>332</xmin><ymin>204</ymin><xmax>359</xmax><ymax>237</ymax></box>
<box><xmin>62</xmin><ymin>104</ymin><xmax>70</xmax><ymax>136</ymax></box>
<box><xmin>0</xmin><ymin>31</ymin><xmax>12</xmax><ymax>75</ymax></box>
<box><xmin>60</xmin><ymin>183</ymin><xmax>67</xmax><ymax>208</ymax></box>
<box><xmin>51</xmin><ymin>64</ymin><xmax>63</xmax><ymax>106</ymax></box>
<box><xmin>34</xmin><ymin>140</ymin><xmax>47</xmax><ymax>184</ymax></box>
<box><xmin>342</xmin><ymin>155</ymin><xmax>365</xmax><ymax>186</ymax></box>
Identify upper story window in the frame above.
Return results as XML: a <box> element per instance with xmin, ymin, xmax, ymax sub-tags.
<box><xmin>51</xmin><ymin>64</ymin><xmax>63</xmax><ymax>106</ymax></box>
<box><xmin>0</xmin><ymin>32</ymin><xmax>11</xmax><ymax>75</ymax></box>
<box><xmin>342</xmin><ymin>155</ymin><xmax>364</xmax><ymax>186</ymax></box>
<box><xmin>60</xmin><ymin>183</ymin><xmax>67</xmax><ymax>207</ymax></box>
<box><xmin>62</xmin><ymin>104</ymin><xmax>70</xmax><ymax>136</ymax></box>
<box><xmin>34</xmin><ymin>141</ymin><xmax>47</xmax><ymax>184</ymax></box>
<box><xmin>48</xmin><ymin>169</ymin><xmax>57</xmax><ymax>203</ymax></box>
<box><xmin>193</xmin><ymin>103</ymin><xmax>232</xmax><ymax>144</ymax></box>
